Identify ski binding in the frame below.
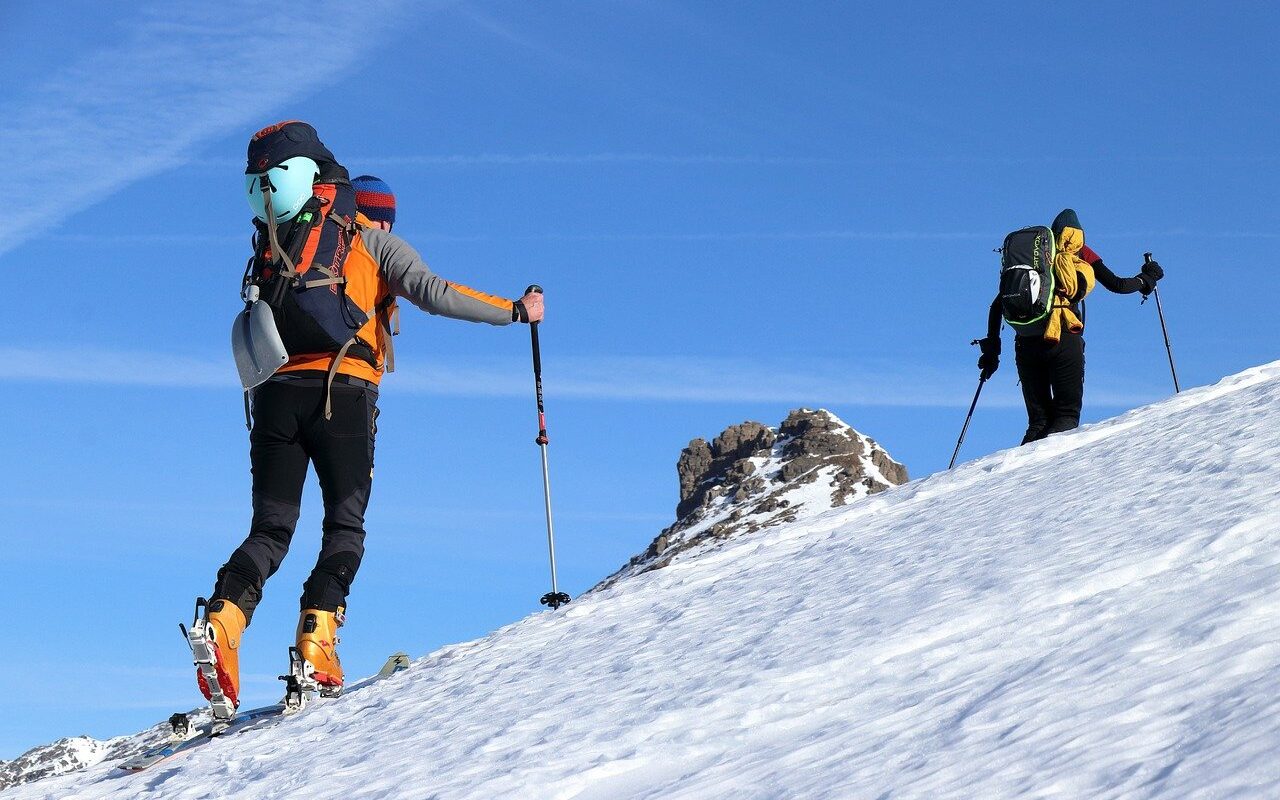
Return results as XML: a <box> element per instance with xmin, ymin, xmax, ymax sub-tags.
<box><xmin>279</xmin><ymin>646</ymin><xmax>340</xmax><ymax>713</ymax></box>
<box><xmin>183</xmin><ymin>598</ymin><xmax>235</xmax><ymax>726</ymax></box>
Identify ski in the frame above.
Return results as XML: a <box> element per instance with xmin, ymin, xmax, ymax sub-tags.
<box><xmin>119</xmin><ymin>651</ymin><xmax>411</xmax><ymax>772</ymax></box>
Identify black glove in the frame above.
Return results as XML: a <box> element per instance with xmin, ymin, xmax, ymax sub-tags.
<box><xmin>1138</xmin><ymin>260</ymin><xmax>1163</xmax><ymax>296</ymax></box>
<box><xmin>976</xmin><ymin>336</ymin><xmax>1000</xmax><ymax>380</ymax></box>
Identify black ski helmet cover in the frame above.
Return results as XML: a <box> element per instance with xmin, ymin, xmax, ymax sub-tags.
<box><xmin>246</xmin><ymin>120</ymin><xmax>339</xmax><ymax>174</ymax></box>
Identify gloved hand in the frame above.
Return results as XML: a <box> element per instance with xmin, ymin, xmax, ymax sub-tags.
<box><xmin>976</xmin><ymin>336</ymin><xmax>1000</xmax><ymax>380</ymax></box>
<box><xmin>1138</xmin><ymin>260</ymin><xmax>1164</xmax><ymax>296</ymax></box>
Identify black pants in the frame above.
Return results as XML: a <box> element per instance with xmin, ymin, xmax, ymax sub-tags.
<box><xmin>213</xmin><ymin>376</ymin><xmax>377</xmax><ymax>624</ymax></box>
<box><xmin>1015</xmin><ymin>333</ymin><xmax>1084</xmax><ymax>445</ymax></box>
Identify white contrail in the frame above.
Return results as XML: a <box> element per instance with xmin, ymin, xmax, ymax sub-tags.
<box><xmin>0</xmin><ymin>0</ymin><xmax>437</xmax><ymax>259</ymax></box>
<box><xmin>0</xmin><ymin>347</ymin><xmax>1159</xmax><ymax>409</ymax></box>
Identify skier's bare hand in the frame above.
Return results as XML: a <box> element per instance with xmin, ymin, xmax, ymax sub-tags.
<box><xmin>520</xmin><ymin>291</ymin><xmax>545</xmax><ymax>323</ymax></box>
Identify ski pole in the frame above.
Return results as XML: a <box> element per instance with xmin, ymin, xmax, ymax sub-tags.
<box><xmin>948</xmin><ymin>367</ymin><xmax>987</xmax><ymax>470</ymax></box>
<box><xmin>526</xmin><ymin>285</ymin><xmax>570</xmax><ymax>609</ymax></box>
<box><xmin>1142</xmin><ymin>252</ymin><xmax>1181</xmax><ymax>393</ymax></box>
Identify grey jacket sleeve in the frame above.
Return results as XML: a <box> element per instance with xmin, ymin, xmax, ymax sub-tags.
<box><xmin>362</xmin><ymin>227</ymin><xmax>515</xmax><ymax>326</ymax></box>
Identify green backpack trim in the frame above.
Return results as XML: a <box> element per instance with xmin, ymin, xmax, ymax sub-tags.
<box><xmin>1003</xmin><ymin>226</ymin><xmax>1057</xmax><ymax>329</ymax></box>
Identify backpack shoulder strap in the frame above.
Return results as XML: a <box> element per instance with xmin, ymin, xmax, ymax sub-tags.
<box><xmin>375</xmin><ymin>293</ymin><xmax>400</xmax><ymax>373</ymax></box>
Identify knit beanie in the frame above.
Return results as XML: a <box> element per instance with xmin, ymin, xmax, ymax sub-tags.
<box><xmin>246</xmin><ymin>120</ymin><xmax>337</xmax><ymax>174</ymax></box>
<box><xmin>352</xmin><ymin>175</ymin><xmax>396</xmax><ymax>228</ymax></box>
<box><xmin>1051</xmin><ymin>208</ymin><xmax>1082</xmax><ymax>239</ymax></box>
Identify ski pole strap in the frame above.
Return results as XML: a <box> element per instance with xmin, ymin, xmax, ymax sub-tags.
<box><xmin>1141</xmin><ymin>251</ymin><xmax>1154</xmax><ymax>304</ymax></box>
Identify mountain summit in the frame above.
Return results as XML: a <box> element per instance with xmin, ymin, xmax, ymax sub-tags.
<box><xmin>601</xmin><ymin>408</ymin><xmax>907</xmax><ymax>588</ymax></box>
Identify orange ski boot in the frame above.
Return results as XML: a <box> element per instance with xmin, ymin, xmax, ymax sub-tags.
<box><xmin>297</xmin><ymin>607</ymin><xmax>344</xmax><ymax>693</ymax></box>
<box><xmin>196</xmin><ymin>598</ymin><xmax>246</xmax><ymax>710</ymax></box>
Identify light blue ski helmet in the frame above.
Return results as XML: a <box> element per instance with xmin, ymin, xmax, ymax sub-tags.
<box><xmin>245</xmin><ymin>156</ymin><xmax>320</xmax><ymax>223</ymax></box>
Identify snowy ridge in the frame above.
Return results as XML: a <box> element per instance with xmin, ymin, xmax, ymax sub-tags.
<box><xmin>0</xmin><ymin>705</ymin><xmax>240</xmax><ymax>791</ymax></box>
<box><xmin>9</xmin><ymin>362</ymin><xmax>1280</xmax><ymax>798</ymax></box>
<box><xmin>0</xmin><ymin>737</ymin><xmax>110</xmax><ymax>790</ymax></box>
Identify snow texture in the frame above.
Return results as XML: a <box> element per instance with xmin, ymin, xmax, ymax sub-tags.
<box><xmin>7</xmin><ymin>362</ymin><xmax>1280</xmax><ymax>799</ymax></box>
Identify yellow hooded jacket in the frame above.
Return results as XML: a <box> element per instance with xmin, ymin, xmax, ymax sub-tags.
<box><xmin>1044</xmin><ymin>225</ymin><xmax>1096</xmax><ymax>345</ymax></box>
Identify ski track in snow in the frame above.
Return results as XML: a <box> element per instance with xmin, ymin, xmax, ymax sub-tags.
<box><xmin>9</xmin><ymin>364</ymin><xmax>1280</xmax><ymax>799</ymax></box>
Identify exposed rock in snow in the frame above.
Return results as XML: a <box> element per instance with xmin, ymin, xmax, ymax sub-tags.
<box><xmin>0</xmin><ymin>712</ymin><xmax>206</xmax><ymax>791</ymax></box>
<box><xmin>601</xmin><ymin>408</ymin><xmax>907</xmax><ymax>588</ymax></box>
<box><xmin>1</xmin><ymin>732</ymin><xmax>144</xmax><ymax>791</ymax></box>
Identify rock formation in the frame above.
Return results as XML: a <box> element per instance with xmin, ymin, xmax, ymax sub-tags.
<box><xmin>598</xmin><ymin>408</ymin><xmax>907</xmax><ymax>589</ymax></box>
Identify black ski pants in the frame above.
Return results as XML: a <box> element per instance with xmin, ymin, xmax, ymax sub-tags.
<box><xmin>1015</xmin><ymin>333</ymin><xmax>1085</xmax><ymax>445</ymax></box>
<box><xmin>213</xmin><ymin>375</ymin><xmax>377</xmax><ymax>624</ymax></box>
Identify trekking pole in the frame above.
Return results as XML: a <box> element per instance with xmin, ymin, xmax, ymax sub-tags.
<box><xmin>1142</xmin><ymin>252</ymin><xmax>1181</xmax><ymax>393</ymax></box>
<box><xmin>526</xmin><ymin>285</ymin><xmax>570</xmax><ymax>610</ymax></box>
<box><xmin>948</xmin><ymin>348</ymin><xmax>988</xmax><ymax>470</ymax></box>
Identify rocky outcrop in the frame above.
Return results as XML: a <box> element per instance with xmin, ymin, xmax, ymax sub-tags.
<box><xmin>677</xmin><ymin>421</ymin><xmax>776</xmax><ymax>519</ymax></box>
<box><xmin>597</xmin><ymin>409</ymin><xmax>907</xmax><ymax>590</ymax></box>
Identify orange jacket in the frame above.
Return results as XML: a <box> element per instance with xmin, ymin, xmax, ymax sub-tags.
<box><xmin>279</xmin><ymin>216</ymin><xmax>517</xmax><ymax>384</ymax></box>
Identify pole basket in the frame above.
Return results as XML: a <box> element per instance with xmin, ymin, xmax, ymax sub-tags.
<box><xmin>541</xmin><ymin>591</ymin><xmax>571</xmax><ymax>609</ymax></box>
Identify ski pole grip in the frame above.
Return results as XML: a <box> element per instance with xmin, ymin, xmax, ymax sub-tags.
<box><xmin>524</xmin><ymin>285</ymin><xmax>544</xmax><ymax>329</ymax></box>
<box><xmin>526</xmin><ymin>285</ymin><xmax>545</xmax><ymax>399</ymax></box>
<box><xmin>1143</xmin><ymin>252</ymin><xmax>1153</xmax><ymax>265</ymax></box>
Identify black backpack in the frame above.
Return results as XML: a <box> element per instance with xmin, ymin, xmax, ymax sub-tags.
<box><xmin>998</xmin><ymin>226</ymin><xmax>1057</xmax><ymax>330</ymax></box>
<box><xmin>244</xmin><ymin>180</ymin><xmax>377</xmax><ymax>368</ymax></box>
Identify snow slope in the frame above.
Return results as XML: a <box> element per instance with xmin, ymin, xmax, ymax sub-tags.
<box><xmin>8</xmin><ymin>362</ymin><xmax>1280</xmax><ymax>799</ymax></box>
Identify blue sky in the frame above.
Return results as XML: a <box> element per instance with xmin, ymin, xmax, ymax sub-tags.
<box><xmin>1</xmin><ymin>0</ymin><xmax>1275</xmax><ymax>759</ymax></box>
